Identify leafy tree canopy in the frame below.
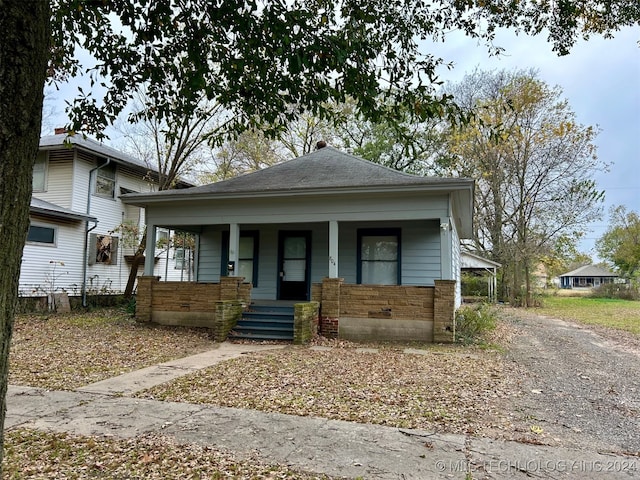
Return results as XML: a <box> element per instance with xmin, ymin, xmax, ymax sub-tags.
<box><xmin>597</xmin><ymin>205</ymin><xmax>640</xmax><ymax>277</ymax></box>
<box><xmin>50</xmin><ymin>0</ymin><xmax>640</xmax><ymax>140</ymax></box>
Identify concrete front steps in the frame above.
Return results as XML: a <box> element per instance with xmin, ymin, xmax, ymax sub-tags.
<box><xmin>230</xmin><ymin>303</ymin><xmax>294</xmax><ymax>341</ymax></box>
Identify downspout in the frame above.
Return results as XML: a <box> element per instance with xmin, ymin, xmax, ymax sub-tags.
<box><xmin>82</xmin><ymin>158</ymin><xmax>111</xmax><ymax>307</ymax></box>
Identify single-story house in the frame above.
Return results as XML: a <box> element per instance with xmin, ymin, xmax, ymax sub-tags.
<box><xmin>121</xmin><ymin>144</ymin><xmax>474</xmax><ymax>343</ymax></box>
<box><xmin>559</xmin><ymin>264</ymin><xmax>618</xmax><ymax>289</ymax></box>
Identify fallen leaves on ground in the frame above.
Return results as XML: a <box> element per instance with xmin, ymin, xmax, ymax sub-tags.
<box><xmin>9</xmin><ymin>309</ymin><xmax>217</xmax><ymax>390</ymax></box>
<box><xmin>140</xmin><ymin>345</ymin><xmax>515</xmax><ymax>436</ymax></box>
<box><xmin>3</xmin><ymin>428</ymin><xmax>335</xmax><ymax>479</ymax></box>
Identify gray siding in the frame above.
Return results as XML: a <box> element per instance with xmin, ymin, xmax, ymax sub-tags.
<box><xmin>194</xmin><ymin>220</ymin><xmax>442</xmax><ymax>300</ymax></box>
<box><xmin>197</xmin><ymin>226</ymin><xmax>223</xmax><ymax>282</ymax></box>
<box><xmin>337</xmin><ymin>220</ymin><xmax>440</xmax><ymax>286</ymax></box>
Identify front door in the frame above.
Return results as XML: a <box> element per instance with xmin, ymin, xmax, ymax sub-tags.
<box><xmin>278</xmin><ymin>231</ymin><xmax>311</xmax><ymax>301</ymax></box>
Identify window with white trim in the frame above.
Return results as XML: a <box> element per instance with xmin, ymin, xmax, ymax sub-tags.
<box><xmin>27</xmin><ymin>224</ymin><xmax>56</xmax><ymax>245</ymax></box>
<box><xmin>174</xmin><ymin>247</ymin><xmax>190</xmax><ymax>270</ymax></box>
<box><xmin>95</xmin><ymin>162</ymin><xmax>116</xmax><ymax>198</ymax></box>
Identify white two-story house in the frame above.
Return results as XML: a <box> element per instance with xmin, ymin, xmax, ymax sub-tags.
<box><xmin>20</xmin><ymin>129</ymin><xmax>193</xmax><ymax>308</ymax></box>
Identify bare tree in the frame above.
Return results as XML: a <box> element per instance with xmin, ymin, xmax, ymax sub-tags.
<box><xmin>114</xmin><ymin>89</ymin><xmax>228</xmax><ymax>297</ymax></box>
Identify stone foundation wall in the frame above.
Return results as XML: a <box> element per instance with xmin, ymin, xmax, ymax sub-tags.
<box><xmin>135</xmin><ymin>276</ymin><xmax>250</xmax><ymax>339</ymax></box>
<box><xmin>314</xmin><ymin>278</ymin><xmax>456</xmax><ymax>343</ymax></box>
<box><xmin>433</xmin><ymin>280</ymin><xmax>456</xmax><ymax>343</ymax></box>
<box><xmin>339</xmin><ymin>284</ymin><xmax>434</xmax><ymax>320</ymax></box>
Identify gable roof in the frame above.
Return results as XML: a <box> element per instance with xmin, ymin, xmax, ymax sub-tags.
<box><xmin>30</xmin><ymin>197</ymin><xmax>97</xmax><ymax>223</ymax></box>
<box><xmin>559</xmin><ymin>264</ymin><xmax>617</xmax><ymax>278</ymax></box>
<box><xmin>122</xmin><ymin>146</ymin><xmax>473</xmax><ymax>199</ymax></box>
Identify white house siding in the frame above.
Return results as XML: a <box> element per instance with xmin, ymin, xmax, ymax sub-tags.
<box><xmin>19</xmin><ymin>216</ymin><xmax>87</xmax><ymax>297</ymax></box>
<box><xmin>22</xmin><ymin>148</ymin><xmax>184</xmax><ymax>298</ymax></box>
<box><xmin>34</xmin><ymin>151</ymin><xmax>74</xmax><ymax>209</ymax></box>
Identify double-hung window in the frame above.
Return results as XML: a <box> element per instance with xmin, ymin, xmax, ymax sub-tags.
<box><xmin>221</xmin><ymin>230</ymin><xmax>259</xmax><ymax>286</ymax></box>
<box><xmin>357</xmin><ymin>229</ymin><xmax>401</xmax><ymax>285</ymax></box>
<box><xmin>95</xmin><ymin>162</ymin><xmax>116</xmax><ymax>198</ymax></box>
<box><xmin>238</xmin><ymin>235</ymin><xmax>257</xmax><ymax>284</ymax></box>
<box><xmin>174</xmin><ymin>247</ymin><xmax>189</xmax><ymax>270</ymax></box>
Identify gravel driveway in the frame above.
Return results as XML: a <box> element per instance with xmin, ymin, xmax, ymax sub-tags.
<box><xmin>503</xmin><ymin>309</ymin><xmax>640</xmax><ymax>455</ymax></box>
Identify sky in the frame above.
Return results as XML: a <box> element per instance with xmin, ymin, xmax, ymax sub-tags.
<box><xmin>429</xmin><ymin>27</ymin><xmax>640</xmax><ymax>260</ymax></box>
<box><xmin>45</xmin><ymin>25</ymin><xmax>639</xmax><ymax>261</ymax></box>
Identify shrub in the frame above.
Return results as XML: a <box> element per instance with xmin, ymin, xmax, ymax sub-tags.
<box><xmin>590</xmin><ymin>282</ymin><xmax>639</xmax><ymax>301</ymax></box>
<box><xmin>455</xmin><ymin>304</ymin><xmax>498</xmax><ymax>345</ymax></box>
<box><xmin>461</xmin><ymin>273</ymin><xmax>489</xmax><ymax>298</ymax></box>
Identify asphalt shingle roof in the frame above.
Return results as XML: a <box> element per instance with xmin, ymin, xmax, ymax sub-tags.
<box><xmin>40</xmin><ymin>134</ymin><xmax>151</xmax><ymax>171</ymax></box>
<box><xmin>559</xmin><ymin>264</ymin><xmax>617</xmax><ymax>277</ymax></box>
<box><xmin>127</xmin><ymin>146</ymin><xmax>470</xmax><ymax>199</ymax></box>
<box><xmin>30</xmin><ymin>197</ymin><xmax>96</xmax><ymax>222</ymax></box>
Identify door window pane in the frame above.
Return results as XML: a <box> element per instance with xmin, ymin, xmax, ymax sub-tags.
<box><xmin>283</xmin><ymin>259</ymin><xmax>305</xmax><ymax>281</ymax></box>
<box><xmin>284</xmin><ymin>237</ymin><xmax>306</xmax><ymax>258</ymax></box>
<box><xmin>283</xmin><ymin>236</ymin><xmax>306</xmax><ymax>281</ymax></box>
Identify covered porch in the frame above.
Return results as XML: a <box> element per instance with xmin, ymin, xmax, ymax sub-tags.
<box><xmin>124</xmin><ymin>145</ymin><xmax>473</xmax><ymax>344</ymax></box>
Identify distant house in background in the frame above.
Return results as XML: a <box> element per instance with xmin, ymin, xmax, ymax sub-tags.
<box><xmin>559</xmin><ymin>265</ymin><xmax>618</xmax><ymax>289</ymax></box>
<box><xmin>21</xmin><ymin>130</ymin><xmax>192</xmax><ymax>309</ymax></box>
<box><xmin>460</xmin><ymin>251</ymin><xmax>501</xmax><ymax>302</ymax></box>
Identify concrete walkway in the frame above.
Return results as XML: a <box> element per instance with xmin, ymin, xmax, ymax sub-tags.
<box><xmin>76</xmin><ymin>341</ymin><xmax>286</xmax><ymax>396</ymax></box>
<box><xmin>6</xmin><ymin>342</ymin><xmax>639</xmax><ymax>479</ymax></box>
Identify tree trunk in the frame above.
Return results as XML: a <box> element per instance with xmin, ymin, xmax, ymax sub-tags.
<box><xmin>0</xmin><ymin>1</ymin><xmax>50</xmax><ymax>470</ymax></box>
<box><xmin>124</xmin><ymin>229</ymin><xmax>147</xmax><ymax>299</ymax></box>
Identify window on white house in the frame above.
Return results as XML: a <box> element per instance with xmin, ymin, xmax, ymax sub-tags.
<box><xmin>174</xmin><ymin>247</ymin><xmax>189</xmax><ymax>270</ymax></box>
<box><xmin>95</xmin><ymin>162</ymin><xmax>116</xmax><ymax>198</ymax></box>
<box><xmin>27</xmin><ymin>224</ymin><xmax>56</xmax><ymax>245</ymax></box>
<box><xmin>89</xmin><ymin>234</ymin><xmax>118</xmax><ymax>265</ymax></box>
<box><xmin>358</xmin><ymin>229</ymin><xmax>401</xmax><ymax>285</ymax></box>
<box><xmin>32</xmin><ymin>152</ymin><xmax>47</xmax><ymax>192</ymax></box>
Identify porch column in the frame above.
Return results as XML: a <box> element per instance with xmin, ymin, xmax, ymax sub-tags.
<box><xmin>439</xmin><ymin>217</ymin><xmax>453</xmax><ymax>280</ymax></box>
<box><xmin>143</xmin><ymin>224</ymin><xmax>157</xmax><ymax>276</ymax></box>
<box><xmin>228</xmin><ymin>223</ymin><xmax>240</xmax><ymax>276</ymax></box>
<box><xmin>328</xmin><ymin>220</ymin><xmax>339</xmax><ymax>278</ymax></box>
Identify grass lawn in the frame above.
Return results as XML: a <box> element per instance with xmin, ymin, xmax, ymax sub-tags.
<box><xmin>538</xmin><ymin>296</ymin><xmax>640</xmax><ymax>335</ymax></box>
